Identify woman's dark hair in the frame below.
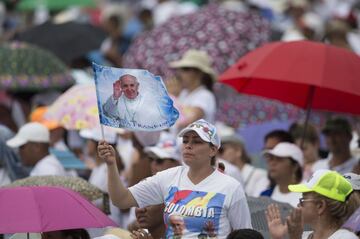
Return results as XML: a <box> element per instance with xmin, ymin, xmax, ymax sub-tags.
<box><xmin>264</xmin><ymin>130</ymin><xmax>293</xmax><ymax>143</ymax></box>
<box><xmin>226</xmin><ymin>229</ymin><xmax>264</xmax><ymax>239</ymax></box>
<box><xmin>184</xmin><ymin>67</ymin><xmax>214</xmax><ymax>91</ymax></box>
<box><xmin>210</xmin><ymin>156</ymin><xmax>216</xmax><ymax>166</ymax></box>
<box><xmin>290</xmin><ymin>159</ymin><xmax>303</xmax><ymax>183</ymax></box>
<box><xmin>200</xmin><ymin>72</ymin><xmax>214</xmax><ymax>92</ymax></box>
<box><xmin>209</xmin><ymin>143</ymin><xmax>217</xmax><ymax>166</ymax></box>
<box><xmin>221</xmin><ymin>141</ymin><xmax>252</xmax><ymax>165</ymax></box>
<box><xmin>289</xmin><ymin>122</ymin><xmax>319</xmax><ymax>144</ymax></box>
<box><xmin>61</xmin><ymin>229</ymin><xmax>90</xmax><ymax>239</ymax></box>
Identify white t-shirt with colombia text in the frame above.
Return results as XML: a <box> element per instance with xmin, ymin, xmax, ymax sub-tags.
<box><xmin>129</xmin><ymin>166</ymin><xmax>252</xmax><ymax>239</ymax></box>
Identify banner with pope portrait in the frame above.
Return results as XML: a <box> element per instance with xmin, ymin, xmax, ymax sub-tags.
<box><xmin>93</xmin><ymin>63</ymin><xmax>179</xmax><ymax>131</ymax></box>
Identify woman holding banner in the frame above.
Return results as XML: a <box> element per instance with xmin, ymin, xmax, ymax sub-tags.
<box><xmin>98</xmin><ymin>119</ymin><xmax>252</xmax><ymax>238</ymax></box>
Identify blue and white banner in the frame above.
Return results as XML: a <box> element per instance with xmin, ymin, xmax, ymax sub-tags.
<box><xmin>93</xmin><ymin>63</ymin><xmax>179</xmax><ymax>131</ymax></box>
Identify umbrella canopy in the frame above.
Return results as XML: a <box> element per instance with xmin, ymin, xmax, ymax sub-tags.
<box><xmin>18</xmin><ymin>21</ymin><xmax>106</xmax><ymax>65</ymax></box>
<box><xmin>124</xmin><ymin>3</ymin><xmax>270</xmax><ymax>78</ymax></box>
<box><xmin>0</xmin><ymin>42</ymin><xmax>74</xmax><ymax>91</ymax></box>
<box><xmin>124</xmin><ymin>3</ymin><xmax>276</xmax><ymax>127</ymax></box>
<box><xmin>7</xmin><ymin>175</ymin><xmax>104</xmax><ymax>202</ymax></box>
<box><xmin>45</xmin><ymin>84</ymin><xmax>99</xmax><ymax>130</ymax></box>
<box><xmin>17</xmin><ymin>0</ymin><xmax>96</xmax><ymax>11</ymax></box>
<box><xmin>0</xmin><ymin>186</ymin><xmax>116</xmax><ymax>233</ymax></box>
<box><xmin>220</xmin><ymin>40</ymin><xmax>360</xmax><ymax>115</ymax></box>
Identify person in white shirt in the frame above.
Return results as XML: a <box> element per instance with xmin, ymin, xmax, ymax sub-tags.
<box><xmin>98</xmin><ymin>119</ymin><xmax>252</xmax><ymax>238</ymax></box>
<box><xmin>6</xmin><ymin>122</ymin><xmax>66</xmax><ymax>176</ymax></box>
<box><xmin>266</xmin><ymin>170</ymin><xmax>359</xmax><ymax>239</ymax></box>
<box><xmin>80</xmin><ymin>126</ymin><xmax>129</xmax><ymax>227</ymax></box>
<box><xmin>262</xmin><ymin>142</ymin><xmax>304</xmax><ymax>207</ymax></box>
<box><xmin>219</xmin><ymin>135</ymin><xmax>269</xmax><ymax>197</ymax></box>
<box><xmin>128</xmin><ymin>138</ymin><xmax>182</xmax><ymax>239</ymax></box>
<box><xmin>103</xmin><ymin>74</ymin><xmax>168</xmax><ymax>129</ymax></box>
<box><xmin>290</xmin><ymin>123</ymin><xmax>323</xmax><ymax>181</ymax></box>
<box><xmin>103</xmin><ymin>74</ymin><xmax>144</xmax><ymax>126</ymax></box>
<box><xmin>312</xmin><ymin>117</ymin><xmax>358</xmax><ymax>174</ymax></box>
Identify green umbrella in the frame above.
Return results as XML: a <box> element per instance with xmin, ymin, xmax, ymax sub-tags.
<box><xmin>0</xmin><ymin>41</ymin><xmax>74</xmax><ymax>92</ymax></box>
<box><xmin>17</xmin><ymin>0</ymin><xmax>96</xmax><ymax>11</ymax></box>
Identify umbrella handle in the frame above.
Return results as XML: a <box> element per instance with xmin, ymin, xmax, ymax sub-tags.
<box><xmin>301</xmin><ymin>86</ymin><xmax>315</xmax><ymax>148</ymax></box>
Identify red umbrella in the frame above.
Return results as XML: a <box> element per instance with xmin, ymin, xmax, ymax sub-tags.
<box><xmin>220</xmin><ymin>40</ymin><xmax>360</xmax><ymax>115</ymax></box>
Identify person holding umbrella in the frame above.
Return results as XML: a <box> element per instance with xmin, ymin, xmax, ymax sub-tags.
<box><xmin>98</xmin><ymin>119</ymin><xmax>252</xmax><ymax>238</ymax></box>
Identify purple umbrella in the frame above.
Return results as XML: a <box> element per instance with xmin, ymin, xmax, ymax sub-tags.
<box><xmin>124</xmin><ymin>3</ymin><xmax>313</xmax><ymax>127</ymax></box>
<box><xmin>124</xmin><ymin>3</ymin><xmax>270</xmax><ymax>78</ymax></box>
<box><xmin>0</xmin><ymin>186</ymin><xmax>116</xmax><ymax>233</ymax></box>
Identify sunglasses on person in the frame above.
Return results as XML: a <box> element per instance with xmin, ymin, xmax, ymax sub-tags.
<box><xmin>298</xmin><ymin>197</ymin><xmax>318</xmax><ymax>207</ymax></box>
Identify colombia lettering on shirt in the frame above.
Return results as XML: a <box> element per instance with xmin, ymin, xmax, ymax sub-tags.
<box><xmin>164</xmin><ymin>187</ymin><xmax>225</xmax><ymax>238</ymax></box>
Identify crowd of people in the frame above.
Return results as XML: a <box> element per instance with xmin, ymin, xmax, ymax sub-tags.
<box><xmin>0</xmin><ymin>0</ymin><xmax>360</xmax><ymax>239</ymax></box>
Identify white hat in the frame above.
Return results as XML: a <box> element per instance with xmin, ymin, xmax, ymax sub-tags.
<box><xmin>145</xmin><ymin>139</ymin><xmax>181</xmax><ymax>161</ymax></box>
<box><xmin>301</xmin><ymin>12</ymin><xmax>324</xmax><ymax>38</ymax></box>
<box><xmin>169</xmin><ymin>49</ymin><xmax>217</xmax><ymax>82</ymax></box>
<box><xmin>6</xmin><ymin>122</ymin><xmax>50</xmax><ymax>148</ymax></box>
<box><xmin>343</xmin><ymin>173</ymin><xmax>360</xmax><ymax>190</ymax></box>
<box><xmin>264</xmin><ymin>142</ymin><xmax>303</xmax><ymax>167</ymax></box>
<box><xmin>178</xmin><ymin>119</ymin><xmax>221</xmax><ymax>149</ymax></box>
<box><xmin>80</xmin><ymin>126</ymin><xmax>118</xmax><ymax>144</ymax></box>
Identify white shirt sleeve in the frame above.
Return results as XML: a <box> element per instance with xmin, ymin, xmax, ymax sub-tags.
<box><xmin>228</xmin><ymin>185</ymin><xmax>253</xmax><ymax>230</ymax></box>
<box><xmin>189</xmin><ymin>90</ymin><xmax>216</xmax><ymax>121</ymax></box>
<box><xmin>128</xmin><ymin>172</ymin><xmax>165</xmax><ymax>208</ymax></box>
<box><xmin>30</xmin><ymin>155</ymin><xmax>67</xmax><ymax>177</ymax></box>
<box><xmin>179</xmin><ymin>87</ymin><xmax>216</xmax><ymax>123</ymax></box>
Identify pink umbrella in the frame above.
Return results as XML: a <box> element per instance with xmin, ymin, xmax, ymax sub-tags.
<box><xmin>0</xmin><ymin>186</ymin><xmax>116</xmax><ymax>233</ymax></box>
<box><xmin>45</xmin><ymin>84</ymin><xmax>99</xmax><ymax>130</ymax></box>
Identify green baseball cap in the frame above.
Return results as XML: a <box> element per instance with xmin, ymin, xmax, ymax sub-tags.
<box><xmin>288</xmin><ymin>169</ymin><xmax>353</xmax><ymax>202</ymax></box>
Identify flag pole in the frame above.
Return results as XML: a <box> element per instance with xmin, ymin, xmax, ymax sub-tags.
<box><xmin>100</xmin><ymin>124</ymin><xmax>105</xmax><ymax>141</ymax></box>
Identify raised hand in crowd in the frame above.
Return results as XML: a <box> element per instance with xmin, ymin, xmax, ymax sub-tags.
<box><xmin>266</xmin><ymin>204</ymin><xmax>287</xmax><ymax>239</ymax></box>
<box><xmin>98</xmin><ymin>140</ymin><xmax>117</xmax><ymax>166</ymax></box>
<box><xmin>266</xmin><ymin>204</ymin><xmax>304</xmax><ymax>239</ymax></box>
<box><xmin>286</xmin><ymin>208</ymin><xmax>303</xmax><ymax>239</ymax></box>
<box><xmin>112</xmin><ymin>80</ymin><xmax>123</xmax><ymax>100</ymax></box>
<box><xmin>130</xmin><ymin>229</ymin><xmax>153</xmax><ymax>239</ymax></box>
